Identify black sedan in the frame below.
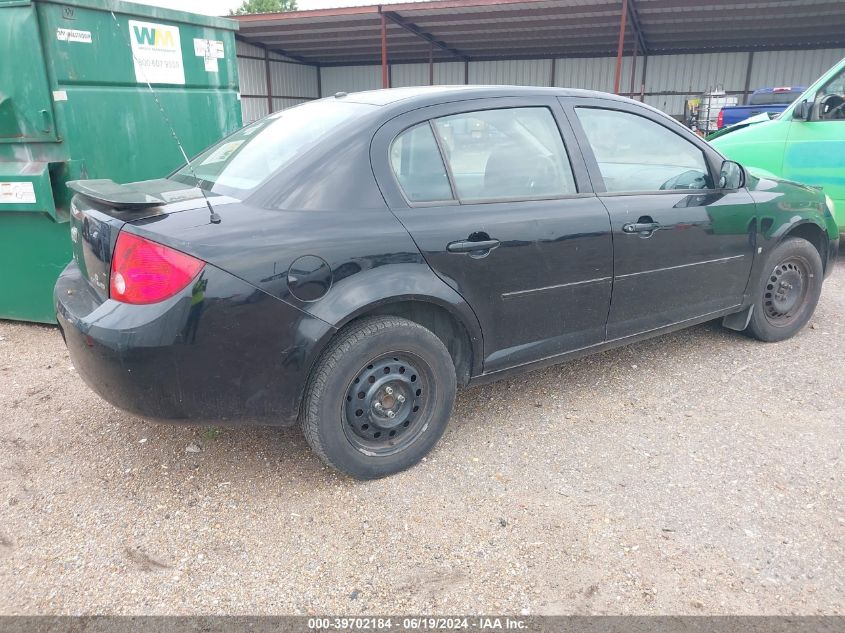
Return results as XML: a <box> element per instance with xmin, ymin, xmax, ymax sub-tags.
<box><xmin>56</xmin><ymin>87</ymin><xmax>839</xmax><ymax>478</ymax></box>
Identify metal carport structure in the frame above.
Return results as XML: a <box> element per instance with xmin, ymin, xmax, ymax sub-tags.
<box><xmin>232</xmin><ymin>0</ymin><xmax>845</xmax><ymax>119</ymax></box>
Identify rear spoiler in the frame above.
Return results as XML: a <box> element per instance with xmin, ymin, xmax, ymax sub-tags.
<box><xmin>67</xmin><ymin>179</ymin><xmax>166</xmax><ymax>210</ymax></box>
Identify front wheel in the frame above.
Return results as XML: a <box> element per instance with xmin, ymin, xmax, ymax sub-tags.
<box><xmin>301</xmin><ymin>316</ymin><xmax>456</xmax><ymax>479</ymax></box>
<box><xmin>745</xmin><ymin>237</ymin><xmax>823</xmax><ymax>342</ymax></box>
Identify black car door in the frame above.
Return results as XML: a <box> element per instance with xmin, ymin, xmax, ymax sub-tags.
<box><xmin>561</xmin><ymin>97</ymin><xmax>757</xmax><ymax>341</ymax></box>
<box><xmin>371</xmin><ymin>97</ymin><xmax>613</xmax><ymax>373</ymax></box>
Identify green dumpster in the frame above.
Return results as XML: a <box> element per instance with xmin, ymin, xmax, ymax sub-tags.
<box><xmin>0</xmin><ymin>0</ymin><xmax>241</xmax><ymax>323</ymax></box>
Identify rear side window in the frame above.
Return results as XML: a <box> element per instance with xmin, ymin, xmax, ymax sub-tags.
<box><xmin>171</xmin><ymin>99</ymin><xmax>377</xmax><ymax>198</ymax></box>
<box><xmin>575</xmin><ymin>107</ymin><xmax>712</xmax><ymax>193</ymax></box>
<box><xmin>432</xmin><ymin>107</ymin><xmax>577</xmax><ymax>202</ymax></box>
<box><xmin>390</xmin><ymin>123</ymin><xmax>453</xmax><ymax>203</ymax></box>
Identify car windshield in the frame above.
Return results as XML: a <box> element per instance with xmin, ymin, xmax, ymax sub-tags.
<box><xmin>171</xmin><ymin>99</ymin><xmax>377</xmax><ymax>198</ymax></box>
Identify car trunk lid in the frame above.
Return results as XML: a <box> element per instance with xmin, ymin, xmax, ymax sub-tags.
<box><xmin>66</xmin><ymin>179</ymin><xmax>225</xmax><ymax>300</ymax></box>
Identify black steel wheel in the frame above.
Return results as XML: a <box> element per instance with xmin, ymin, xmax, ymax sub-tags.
<box><xmin>301</xmin><ymin>316</ymin><xmax>456</xmax><ymax>479</ymax></box>
<box><xmin>745</xmin><ymin>237</ymin><xmax>823</xmax><ymax>342</ymax></box>
<box><xmin>762</xmin><ymin>258</ymin><xmax>810</xmax><ymax>326</ymax></box>
<box><xmin>343</xmin><ymin>353</ymin><xmax>432</xmax><ymax>455</ymax></box>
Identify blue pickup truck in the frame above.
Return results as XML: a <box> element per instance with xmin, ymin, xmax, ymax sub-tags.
<box><xmin>717</xmin><ymin>86</ymin><xmax>806</xmax><ymax>129</ymax></box>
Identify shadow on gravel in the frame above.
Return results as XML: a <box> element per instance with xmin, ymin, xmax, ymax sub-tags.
<box><xmin>25</xmin><ymin>253</ymin><xmax>841</xmax><ymax>489</ymax></box>
<box><xmin>98</xmin><ymin>318</ymin><xmax>751</xmax><ymax>487</ymax></box>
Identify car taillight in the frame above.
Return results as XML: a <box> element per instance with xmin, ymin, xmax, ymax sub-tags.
<box><xmin>717</xmin><ymin>108</ymin><xmax>724</xmax><ymax>129</ymax></box>
<box><xmin>110</xmin><ymin>232</ymin><xmax>204</xmax><ymax>305</ymax></box>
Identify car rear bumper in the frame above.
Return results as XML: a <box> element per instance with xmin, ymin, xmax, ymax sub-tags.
<box><xmin>55</xmin><ymin>261</ymin><xmax>334</xmax><ymax>425</ymax></box>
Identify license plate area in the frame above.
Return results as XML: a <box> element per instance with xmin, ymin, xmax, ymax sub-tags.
<box><xmin>69</xmin><ymin>197</ymin><xmax>125</xmax><ymax>301</ymax></box>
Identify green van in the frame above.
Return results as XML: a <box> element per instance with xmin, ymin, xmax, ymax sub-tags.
<box><xmin>711</xmin><ymin>58</ymin><xmax>845</xmax><ymax>234</ymax></box>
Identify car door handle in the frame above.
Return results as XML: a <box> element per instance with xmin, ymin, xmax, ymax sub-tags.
<box><xmin>446</xmin><ymin>239</ymin><xmax>501</xmax><ymax>254</ymax></box>
<box><xmin>622</xmin><ymin>222</ymin><xmax>661</xmax><ymax>234</ymax></box>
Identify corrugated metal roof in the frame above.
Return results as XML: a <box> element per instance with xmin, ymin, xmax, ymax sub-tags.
<box><xmin>233</xmin><ymin>0</ymin><xmax>845</xmax><ymax>66</ymax></box>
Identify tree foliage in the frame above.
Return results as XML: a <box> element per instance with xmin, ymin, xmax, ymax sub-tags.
<box><xmin>230</xmin><ymin>0</ymin><xmax>298</xmax><ymax>15</ymax></box>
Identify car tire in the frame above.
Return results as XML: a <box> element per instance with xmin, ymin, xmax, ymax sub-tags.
<box><xmin>744</xmin><ymin>237</ymin><xmax>823</xmax><ymax>342</ymax></box>
<box><xmin>301</xmin><ymin>316</ymin><xmax>457</xmax><ymax>479</ymax></box>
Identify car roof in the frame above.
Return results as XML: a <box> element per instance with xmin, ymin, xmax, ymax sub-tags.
<box><xmin>337</xmin><ymin>84</ymin><xmax>634</xmax><ymax>107</ymax></box>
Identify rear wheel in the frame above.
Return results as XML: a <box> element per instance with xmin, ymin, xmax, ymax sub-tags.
<box><xmin>301</xmin><ymin>316</ymin><xmax>456</xmax><ymax>479</ymax></box>
<box><xmin>745</xmin><ymin>237</ymin><xmax>823</xmax><ymax>342</ymax></box>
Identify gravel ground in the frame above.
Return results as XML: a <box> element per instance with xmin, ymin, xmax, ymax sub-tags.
<box><xmin>1</xmin><ymin>256</ymin><xmax>843</xmax><ymax>616</ymax></box>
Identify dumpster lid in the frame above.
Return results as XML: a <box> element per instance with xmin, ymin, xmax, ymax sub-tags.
<box><xmin>16</xmin><ymin>0</ymin><xmax>240</xmax><ymax>31</ymax></box>
<box><xmin>0</xmin><ymin>161</ymin><xmax>48</xmax><ymax>178</ymax></box>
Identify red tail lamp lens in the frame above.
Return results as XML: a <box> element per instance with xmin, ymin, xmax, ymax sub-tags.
<box><xmin>110</xmin><ymin>232</ymin><xmax>204</xmax><ymax>305</ymax></box>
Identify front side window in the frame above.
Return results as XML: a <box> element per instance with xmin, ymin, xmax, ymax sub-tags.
<box><xmin>431</xmin><ymin>107</ymin><xmax>577</xmax><ymax>202</ymax></box>
<box><xmin>815</xmin><ymin>68</ymin><xmax>845</xmax><ymax>120</ymax></box>
<box><xmin>575</xmin><ymin>108</ymin><xmax>712</xmax><ymax>193</ymax></box>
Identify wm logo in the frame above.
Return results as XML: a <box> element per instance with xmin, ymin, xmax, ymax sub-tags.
<box><xmin>132</xmin><ymin>24</ymin><xmax>175</xmax><ymax>47</ymax></box>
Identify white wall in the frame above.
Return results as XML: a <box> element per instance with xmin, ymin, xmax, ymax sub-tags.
<box><xmin>470</xmin><ymin>59</ymin><xmax>553</xmax><ymax>86</ymax></box>
<box><xmin>321</xmin><ymin>61</ymin><xmax>472</xmax><ymax>93</ymax></box>
<box><xmin>320</xmin><ymin>65</ymin><xmax>381</xmax><ymax>95</ymax></box>
<box><xmin>329</xmin><ymin>49</ymin><xmax>845</xmax><ymax>117</ymax></box>
<box><xmin>240</xmin><ymin>47</ymin><xmax>845</xmax><ymax>120</ymax></box>
<box><xmin>236</xmin><ymin>41</ymin><xmax>319</xmax><ymax>123</ymax></box>
<box><xmin>390</xmin><ymin>63</ymin><xmax>429</xmax><ymax>88</ymax></box>
<box><xmin>751</xmin><ymin>48</ymin><xmax>845</xmax><ymax>88</ymax></box>
<box><xmin>554</xmin><ymin>56</ymin><xmax>634</xmax><ymax>93</ymax></box>
<box><xmin>239</xmin><ymin>97</ymin><xmax>269</xmax><ymax>123</ymax></box>
<box><xmin>433</xmin><ymin>62</ymin><xmax>466</xmax><ymax>85</ymax></box>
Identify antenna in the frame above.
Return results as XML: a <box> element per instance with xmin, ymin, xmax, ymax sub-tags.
<box><xmin>108</xmin><ymin>10</ymin><xmax>221</xmax><ymax>224</ymax></box>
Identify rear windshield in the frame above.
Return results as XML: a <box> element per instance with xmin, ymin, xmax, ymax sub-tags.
<box><xmin>749</xmin><ymin>90</ymin><xmax>802</xmax><ymax>106</ymax></box>
<box><xmin>171</xmin><ymin>99</ymin><xmax>377</xmax><ymax>198</ymax></box>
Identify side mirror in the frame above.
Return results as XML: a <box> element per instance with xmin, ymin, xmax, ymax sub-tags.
<box><xmin>793</xmin><ymin>100</ymin><xmax>813</xmax><ymax>121</ymax></box>
<box><xmin>719</xmin><ymin>160</ymin><xmax>745</xmax><ymax>189</ymax></box>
